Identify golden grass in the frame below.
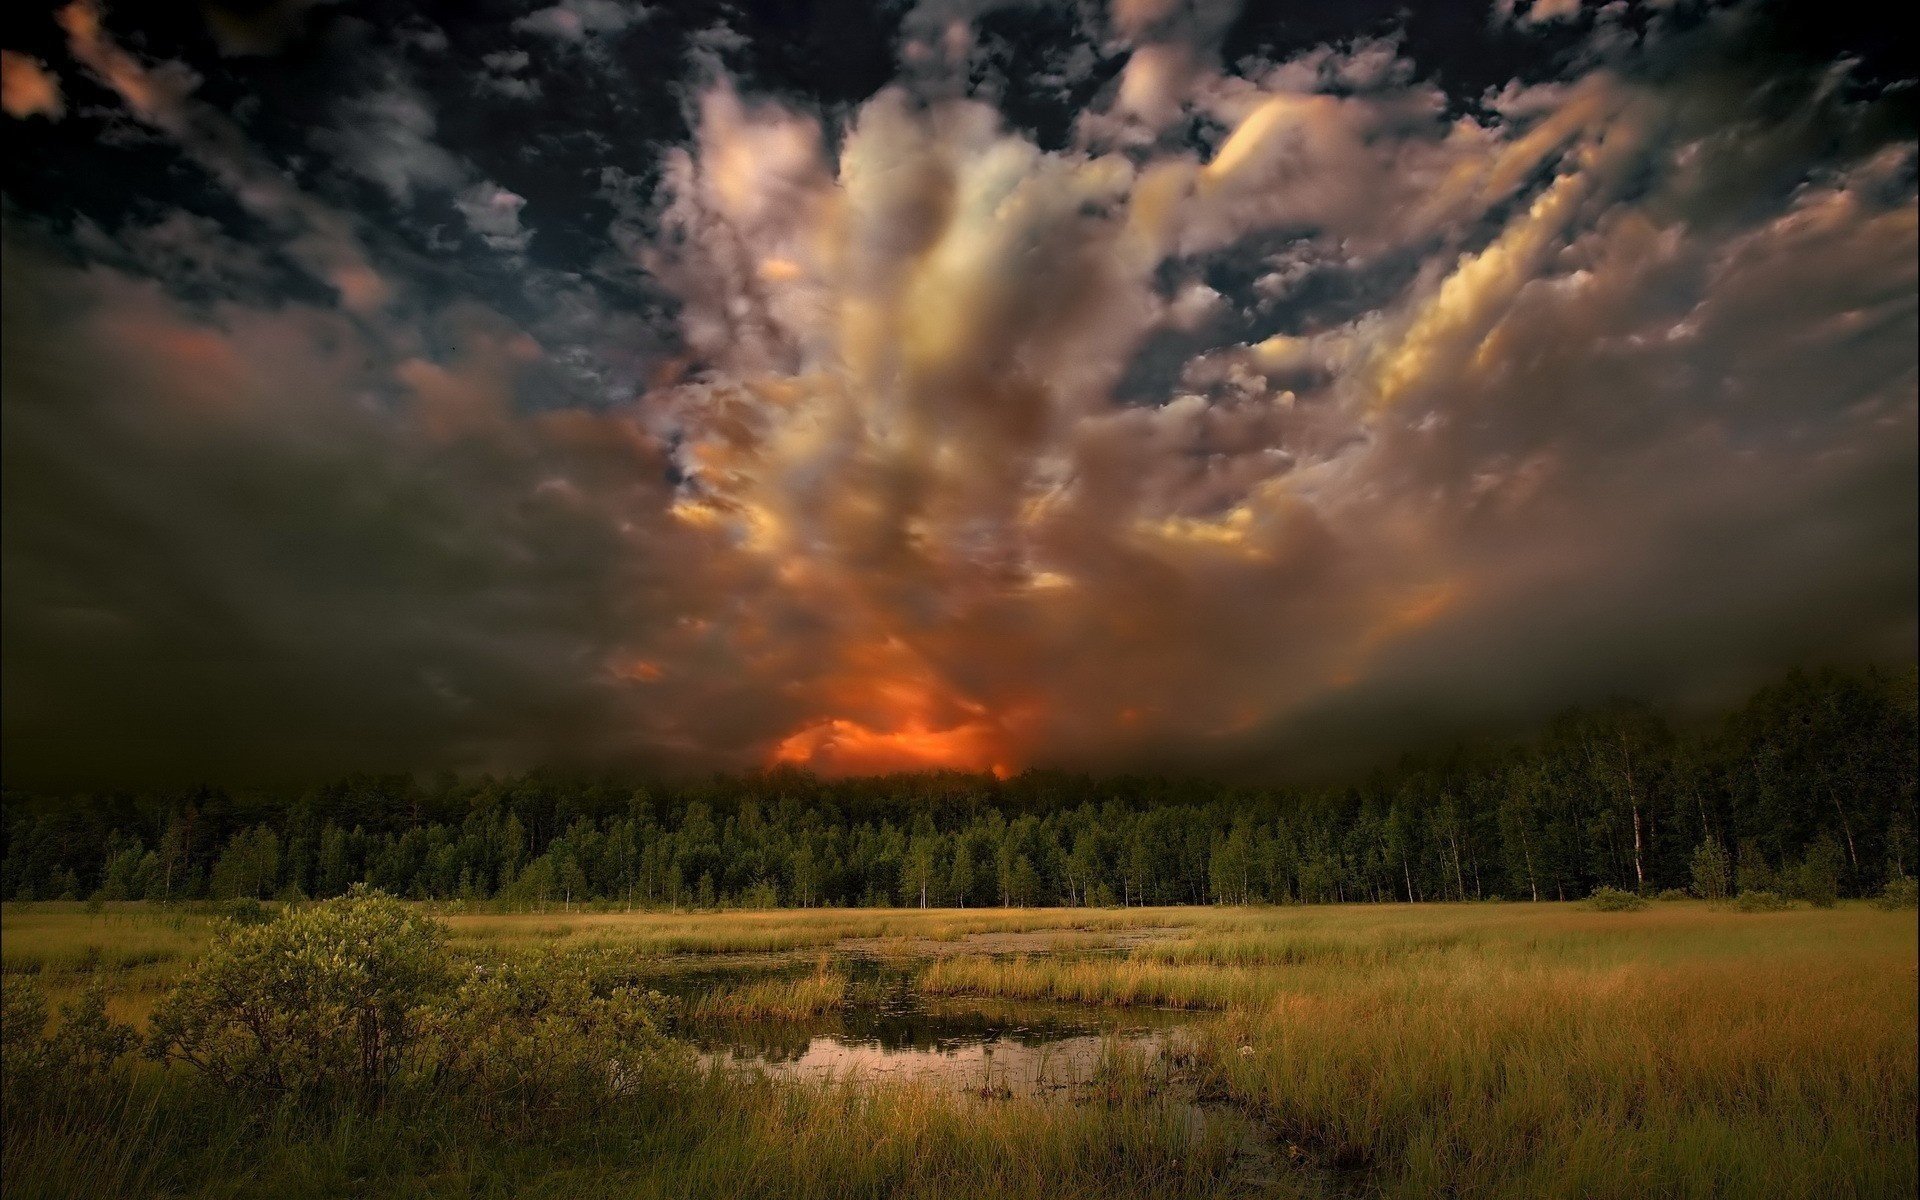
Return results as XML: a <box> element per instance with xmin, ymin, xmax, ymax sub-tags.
<box><xmin>3</xmin><ymin>1064</ymin><xmax>1259</xmax><ymax>1200</ymax></box>
<box><xmin>435</xmin><ymin>905</ymin><xmax>1172</xmax><ymax>956</ymax></box>
<box><xmin>1195</xmin><ymin>937</ymin><xmax>1917</xmax><ymax>1198</ymax></box>
<box><xmin>0</xmin><ymin>903</ymin><xmax>220</xmax><ymax>1026</ymax></box>
<box><xmin>0</xmin><ymin>903</ymin><xmax>216</xmax><ymax>974</ymax></box>
<box><xmin>687</xmin><ymin>964</ymin><xmax>850</xmax><ymax>1022</ymax></box>
<box><xmin>919</xmin><ymin>955</ymin><xmax>1261</xmax><ymax>1008</ymax></box>
<box><xmin>6</xmin><ymin>899</ymin><xmax>1914</xmax><ymax>1197</ymax></box>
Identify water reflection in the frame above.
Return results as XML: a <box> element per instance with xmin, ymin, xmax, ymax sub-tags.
<box><xmin>684</xmin><ymin>971</ymin><xmax>1203</xmax><ymax>1098</ymax></box>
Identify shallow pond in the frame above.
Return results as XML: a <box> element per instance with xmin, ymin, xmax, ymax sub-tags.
<box><xmin>674</xmin><ymin>960</ymin><xmax>1209</xmax><ymax>1099</ymax></box>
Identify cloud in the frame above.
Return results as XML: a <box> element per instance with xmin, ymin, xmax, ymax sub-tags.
<box><xmin>479</xmin><ymin>48</ymin><xmax>542</xmax><ymax>98</ymax></box>
<box><xmin>631</xmin><ymin>20</ymin><xmax>1915</xmax><ymax>775</ymax></box>
<box><xmin>513</xmin><ymin>0</ymin><xmax>649</xmax><ymax>43</ymax></box>
<box><xmin>2</xmin><ymin>2</ymin><xmax>1913</xmax><ymax>785</ymax></box>
<box><xmin>455</xmin><ymin>182</ymin><xmax>534</xmax><ymax>254</ymax></box>
<box><xmin>55</xmin><ymin>1</ymin><xmax>392</xmax><ymax>312</ymax></box>
<box><xmin>317</xmin><ymin>76</ymin><xmax>466</xmax><ymax>203</ymax></box>
<box><xmin>0</xmin><ymin>227</ymin><xmax>771</xmax><ymax>785</ymax></box>
<box><xmin>2</xmin><ymin>50</ymin><xmax>64</xmax><ymax>120</ymax></box>
<box><xmin>1496</xmin><ymin>0</ymin><xmax>1588</xmax><ymax>27</ymax></box>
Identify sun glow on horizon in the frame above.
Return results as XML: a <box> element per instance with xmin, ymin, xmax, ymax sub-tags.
<box><xmin>769</xmin><ymin>714</ymin><xmax>1014</xmax><ymax>777</ymax></box>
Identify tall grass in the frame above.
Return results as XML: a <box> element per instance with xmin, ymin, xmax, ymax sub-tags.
<box><xmin>4</xmin><ymin>899</ymin><xmax>1914</xmax><ymax>1198</ymax></box>
<box><xmin>1192</xmin><ymin>944</ymin><xmax>1916</xmax><ymax>1198</ymax></box>
<box><xmin>4</xmin><ymin>1056</ymin><xmax>1252</xmax><ymax>1199</ymax></box>
<box><xmin>919</xmin><ymin>955</ymin><xmax>1259</xmax><ymax>1009</ymax></box>
<box><xmin>437</xmin><ymin>905</ymin><xmax>1179</xmax><ymax>957</ymax></box>
<box><xmin>687</xmin><ymin>964</ymin><xmax>849</xmax><ymax>1022</ymax></box>
<box><xmin>1</xmin><ymin>904</ymin><xmax>215</xmax><ymax>974</ymax></box>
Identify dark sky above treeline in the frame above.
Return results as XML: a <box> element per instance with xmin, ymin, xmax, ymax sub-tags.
<box><xmin>2</xmin><ymin>0</ymin><xmax>1914</xmax><ymax>789</ymax></box>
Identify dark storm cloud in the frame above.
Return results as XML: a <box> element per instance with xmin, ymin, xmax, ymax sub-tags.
<box><xmin>1</xmin><ymin>0</ymin><xmax>1913</xmax><ymax>785</ymax></box>
<box><xmin>0</xmin><ymin>228</ymin><xmax>799</xmax><ymax>785</ymax></box>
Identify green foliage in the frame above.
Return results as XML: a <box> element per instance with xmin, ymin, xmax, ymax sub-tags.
<box><xmin>207</xmin><ymin>826</ymin><xmax>281</xmax><ymax>900</ymax></box>
<box><xmin>1786</xmin><ymin>834</ymin><xmax>1845</xmax><ymax>907</ymax></box>
<box><xmin>415</xmin><ymin>950</ymin><xmax>683</xmax><ymax>1129</ymax></box>
<box><xmin>1734</xmin><ymin>890</ymin><xmax>1790</xmax><ymax>912</ymax></box>
<box><xmin>53</xmin><ymin>978</ymin><xmax>138</xmax><ymax>1075</ymax></box>
<box><xmin>1</xmin><ymin>976</ymin><xmax>53</xmax><ymax>1095</ymax></box>
<box><xmin>218</xmin><ymin>897</ymin><xmax>274</xmax><ymax>925</ymax></box>
<box><xmin>138</xmin><ymin>890</ymin><xmax>686</xmax><ymax>1124</ymax></box>
<box><xmin>4</xmin><ymin>666</ymin><xmax>1915</xmax><ymax>911</ymax></box>
<box><xmin>1873</xmin><ymin>876</ymin><xmax>1919</xmax><ymax>910</ymax></box>
<box><xmin>1</xmin><ymin>976</ymin><xmax>136</xmax><ymax>1112</ymax></box>
<box><xmin>1656</xmin><ymin>888</ymin><xmax>1689</xmax><ymax>901</ymax></box>
<box><xmin>1690</xmin><ymin>839</ymin><xmax>1732</xmax><ymax>901</ymax></box>
<box><xmin>147</xmin><ymin>886</ymin><xmax>449</xmax><ymax>1106</ymax></box>
<box><xmin>1735</xmin><ymin>839</ymin><xmax>1777</xmax><ymax>896</ymax></box>
<box><xmin>1587</xmin><ymin>886</ymin><xmax>1648</xmax><ymax>911</ymax></box>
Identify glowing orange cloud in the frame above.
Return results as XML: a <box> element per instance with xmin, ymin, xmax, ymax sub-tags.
<box><xmin>765</xmin><ymin>637</ymin><xmax>1019</xmax><ymax>776</ymax></box>
<box><xmin>2</xmin><ymin>50</ymin><xmax>64</xmax><ymax>120</ymax></box>
<box><xmin>771</xmin><ymin>715</ymin><xmax>1012</xmax><ymax>777</ymax></box>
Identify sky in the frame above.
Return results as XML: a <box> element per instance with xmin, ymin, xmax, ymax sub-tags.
<box><xmin>1</xmin><ymin>0</ymin><xmax>1914</xmax><ymax>789</ymax></box>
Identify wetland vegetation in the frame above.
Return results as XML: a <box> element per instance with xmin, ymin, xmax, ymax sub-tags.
<box><xmin>4</xmin><ymin>894</ymin><xmax>1915</xmax><ymax>1198</ymax></box>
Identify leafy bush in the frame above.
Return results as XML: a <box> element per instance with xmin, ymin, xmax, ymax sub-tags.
<box><xmin>1588</xmin><ymin>887</ymin><xmax>1647</xmax><ymax>911</ymax></box>
<box><xmin>1</xmin><ymin>977</ymin><xmax>53</xmax><ymax>1096</ymax></box>
<box><xmin>52</xmin><ymin>979</ymin><xmax>138</xmax><ymax>1075</ymax></box>
<box><xmin>220</xmin><ymin>897</ymin><xmax>276</xmax><ymax>925</ymax></box>
<box><xmin>415</xmin><ymin>949</ymin><xmax>684</xmax><ymax>1129</ymax></box>
<box><xmin>1734</xmin><ymin>890</ymin><xmax>1790</xmax><ymax>912</ymax></box>
<box><xmin>1690</xmin><ymin>839</ymin><xmax>1732</xmax><ymax>901</ymax></box>
<box><xmin>147</xmin><ymin>886</ymin><xmax>449</xmax><ymax>1107</ymax></box>
<box><xmin>1874</xmin><ymin>876</ymin><xmax>1919</xmax><ymax>910</ymax></box>
<box><xmin>1787</xmin><ymin>834</ymin><xmax>1845</xmax><ymax>907</ymax></box>
<box><xmin>142</xmin><ymin>890</ymin><xmax>686</xmax><ymax>1121</ymax></box>
<box><xmin>1735</xmin><ymin>839</ymin><xmax>1777</xmax><ymax>895</ymax></box>
<box><xmin>1655</xmin><ymin>888</ymin><xmax>1689</xmax><ymax>902</ymax></box>
<box><xmin>2</xmin><ymin>977</ymin><xmax>136</xmax><ymax>1110</ymax></box>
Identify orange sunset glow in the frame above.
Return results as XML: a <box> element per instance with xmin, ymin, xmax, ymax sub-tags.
<box><xmin>763</xmin><ymin>636</ymin><xmax>1020</xmax><ymax>775</ymax></box>
<box><xmin>770</xmin><ymin>714</ymin><xmax>1014</xmax><ymax>777</ymax></box>
<box><xmin>3</xmin><ymin>0</ymin><xmax>1911</xmax><ymax>796</ymax></box>
<box><xmin>4</xmin><ymin>3</ymin><xmax>1915</xmax><ymax>1193</ymax></box>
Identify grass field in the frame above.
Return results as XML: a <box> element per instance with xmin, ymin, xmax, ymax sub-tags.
<box><xmin>3</xmin><ymin>899</ymin><xmax>1915</xmax><ymax>1198</ymax></box>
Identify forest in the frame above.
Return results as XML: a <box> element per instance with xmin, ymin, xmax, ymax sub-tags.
<box><xmin>4</xmin><ymin>666</ymin><xmax>1914</xmax><ymax>909</ymax></box>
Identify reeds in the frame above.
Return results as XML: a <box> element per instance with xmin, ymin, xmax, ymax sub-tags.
<box><xmin>687</xmin><ymin>964</ymin><xmax>849</xmax><ymax>1022</ymax></box>
<box><xmin>4</xmin><ymin>899</ymin><xmax>1913</xmax><ymax>1198</ymax></box>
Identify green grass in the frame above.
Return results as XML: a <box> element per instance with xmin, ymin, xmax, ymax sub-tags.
<box><xmin>3</xmin><ymin>900</ymin><xmax>1914</xmax><ymax>1198</ymax></box>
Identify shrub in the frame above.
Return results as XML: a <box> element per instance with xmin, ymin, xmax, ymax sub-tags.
<box><xmin>52</xmin><ymin>979</ymin><xmax>138</xmax><ymax>1075</ymax></box>
<box><xmin>415</xmin><ymin>949</ymin><xmax>684</xmax><ymax>1128</ymax></box>
<box><xmin>2</xmin><ymin>977</ymin><xmax>136</xmax><ymax>1110</ymax></box>
<box><xmin>1655</xmin><ymin>888</ymin><xmax>1689</xmax><ymax>901</ymax></box>
<box><xmin>1787</xmin><ymin>834</ymin><xmax>1845</xmax><ymax>907</ymax></box>
<box><xmin>2</xmin><ymin>977</ymin><xmax>54</xmax><ymax>1098</ymax></box>
<box><xmin>147</xmin><ymin>886</ymin><xmax>448</xmax><ymax>1107</ymax></box>
<box><xmin>1735</xmin><ymin>839</ymin><xmax>1777</xmax><ymax>895</ymax></box>
<box><xmin>1734</xmin><ymin>890</ymin><xmax>1790</xmax><ymax>912</ymax></box>
<box><xmin>1690</xmin><ymin>839</ymin><xmax>1732</xmax><ymax>901</ymax></box>
<box><xmin>1588</xmin><ymin>886</ymin><xmax>1647</xmax><ymax>911</ymax></box>
<box><xmin>223</xmin><ymin>897</ymin><xmax>275</xmax><ymax>924</ymax></box>
<box><xmin>1873</xmin><ymin>876</ymin><xmax>1919</xmax><ymax>910</ymax></box>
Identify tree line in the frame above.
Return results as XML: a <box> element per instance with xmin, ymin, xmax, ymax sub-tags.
<box><xmin>3</xmin><ymin>666</ymin><xmax>1913</xmax><ymax>908</ymax></box>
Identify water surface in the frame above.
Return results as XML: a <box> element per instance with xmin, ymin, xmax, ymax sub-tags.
<box><xmin>680</xmin><ymin>961</ymin><xmax>1206</xmax><ymax>1099</ymax></box>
